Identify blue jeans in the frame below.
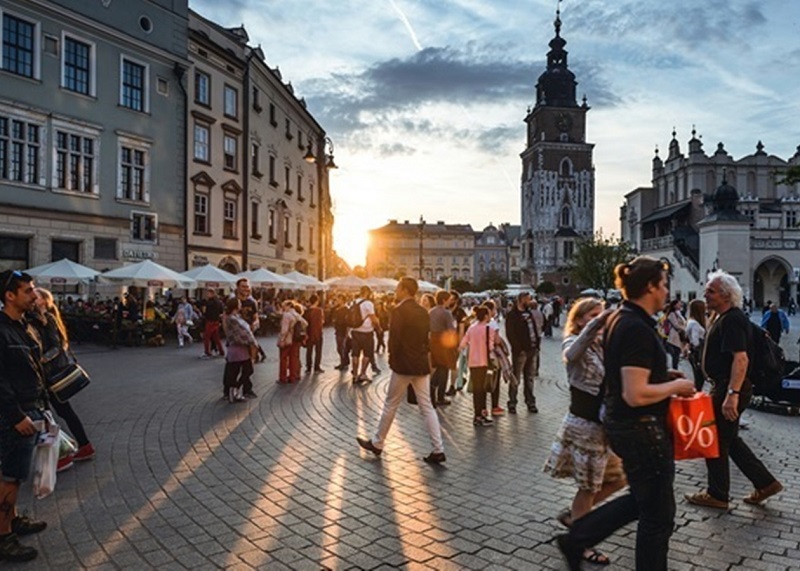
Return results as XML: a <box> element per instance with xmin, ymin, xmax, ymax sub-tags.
<box><xmin>566</xmin><ymin>417</ymin><xmax>676</xmax><ymax>571</ymax></box>
<box><xmin>508</xmin><ymin>349</ymin><xmax>537</xmax><ymax>407</ymax></box>
<box><xmin>0</xmin><ymin>408</ymin><xmax>46</xmax><ymax>482</ymax></box>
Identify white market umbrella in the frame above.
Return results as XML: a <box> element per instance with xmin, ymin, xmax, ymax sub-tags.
<box><xmin>417</xmin><ymin>280</ymin><xmax>440</xmax><ymax>293</ymax></box>
<box><xmin>324</xmin><ymin>275</ymin><xmax>369</xmax><ymax>291</ymax></box>
<box><xmin>238</xmin><ymin>268</ymin><xmax>297</xmax><ymax>288</ymax></box>
<box><xmin>101</xmin><ymin>260</ymin><xmax>197</xmax><ymax>289</ymax></box>
<box><xmin>284</xmin><ymin>270</ymin><xmax>329</xmax><ymax>291</ymax></box>
<box><xmin>579</xmin><ymin>288</ymin><xmax>604</xmax><ymax>298</ymax></box>
<box><xmin>181</xmin><ymin>265</ymin><xmax>238</xmax><ymax>288</ymax></box>
<box><xmin>25</xmin><ymin>258</ymin><xmax>100</xmax><ymax>286</ymax></box>
<box><xmin>365</xmin><ymin>276</ymin><xmax>398</xmax><ymax>293</ymax></box>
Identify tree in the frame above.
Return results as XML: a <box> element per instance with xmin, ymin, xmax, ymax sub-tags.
<box><xmin>450</xmin><ymin>279</ymin><xmax>473</xmax><ymax>293</ymax></box>
<box><xmin>476</xmin><ymin>270</ymin><xmax>507</xmax><ymax>292</ymax></box>
<box><xmin>568</xmin><ymin>232</ymin><xmax>633</xmax><ymax>291</ymax></box>
<box><xmin>777</xmin><ymin>165</ymin><xmax>800</xmax><ymax>185</ymax></box>
<box><xmin>536</xmin><ymin>280</ymin><xmax>556</xmax><ymax>295</ymax></box>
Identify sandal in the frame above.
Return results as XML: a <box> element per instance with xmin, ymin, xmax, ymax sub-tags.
<box><xmin>557</xmin><ymin>508</ymin><xmax>573</xmax><ymax>528</ymax></box>
<box><xmin>583</xmin><ymin>548</ymin><xmax>610</xmax><ymax>566</ymax></box>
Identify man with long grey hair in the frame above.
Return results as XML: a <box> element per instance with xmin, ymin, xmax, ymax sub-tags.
<box><xmin>685</xmin><ymin>270</ymin><xmax>783</xmax><ymax>510</ymax></box>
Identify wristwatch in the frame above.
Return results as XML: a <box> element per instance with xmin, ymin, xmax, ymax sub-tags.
<box><xmin>727</xmin><ymin>388</ymin><xmax>741</xmax><ymax>395</ymax></box>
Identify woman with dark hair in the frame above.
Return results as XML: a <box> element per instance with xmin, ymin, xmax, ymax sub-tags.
<box><xmin>482</xmin><ymin>299</ymin><xmax>507</xmax><ymax>416</ymax></box>
<box><xmin>458</xmin><ymin>305</ymin><xmax>497</xmax><ymax>426</ymax></box>
<box><xmin>685</xmin><ymin>299</ymin><xmax>707</xmax><ymax>391</ymax></box>
<box><xmin>557</xmin><ymin>256</ymin><xmax>695</xmax><ymax>571</ymax></box>
<box><xmin>222</xmin><ymin>297</ymin><xmax>258</xmax><ymax>402</ymax></box>
<box><xmin>30</xmin><ymin>288</ymin><xmax>95</xmax><ymax>472</ymax></box>
<box><xmin>665</xmin><ymin>299</ymin><xmax>686</xmax><ymax>369</ymax></box>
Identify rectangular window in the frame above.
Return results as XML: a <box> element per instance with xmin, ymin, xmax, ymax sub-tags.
<box><xmin>55</xmin><ymin>130</ymin><xmax>95</xmax><ymax>193</ymax></box>
<box><xmin>62</xmin><ymin>36</ymin><xmax>92</xmax><ymax>95</ymax></box>
<box><xmin>131</xmin><ymin>212</ymin><xmax>157</xmax><ymax>242</ymax></box>
<box><xmin>94</xmin><ymin>237</ymin><xmax>117</xmax><ymax>260</ymax></box>
<box><xmin>223</xmin><ymin>135</ymin><xmax>237</xmax><ymax>170</ymax></box>
<box><xmin>297</xmin><ymin>174</ymin><xmax>303</xmax><ymax>201</ymax></box>
<box><xmin>283</xmin><ymin>214</ymin><xmax>291</xmax><ymax>246</ymax></box>
<box><xmin>296</xmin><ymin>220</ymin><xmax>303</xmax><ymax>251</ymax></box>
<box><xmin>0</xmin><ymin>116</ymin><xmax>41</xmax><ymax>184</ymax></box>
<box><xmin>251</xmin><ymin>143</ymin><xmax>260</xmax><ymax>175</ymax></box>
<box><xmin>194</xmin><ymin>71</ymin><xmax>210</xmax><ymax>106</ymax></box>
<box><xmin>269</xmin><ymin>102</ymin><xmax>277</xmax><ymax>126</ymax></box>
<box><xmin>309</xmin><ymin>181</ymin><xmax>315</xmax><ymax>207</ymax></box>
<box><xmin>252</xmin><ymin>87</ymin><xmax>261</xmax><ymax>112</ymax></box>
<box><xmin>297</xmin><ymin>129</ymin><xmax>304</xmax><ymax>150</ymax></box>
<box><xmin>787</xmin><ymin>211</ymin><xmax>798</xmax><ymax>229</ymax></box>
<box><xmin>223</xmin><ymin>84</ymin><xmax>237</xmax><ymax>118</ymax></box>
<box><xmin>268</xmin><ymin>209</ymin><xmax>276</xmax><ymax>243</ymax></box>
<box><xmin>2</xmin><ymin>13</ymin><xmax>37</xmax><ymax>78</ymax></box>
<box><xmin>284</xmin><ymin>166</ymin><xmax>291</xmax><ymax>194</ymax></box>
<box><xmin>268</xmin><ymin>155</ymin><xmax>277</xmax><ymax>187</ymax></box>
<box><xmin>564</xmin><ymin>241</ymin><xmax>574</xmax><ymax>260</ymax></box>
<box><xmin>193</xmin><ymin>123</ymin><xmax>209</xmax><ymax>162</ymax></box>
<box><xmin>121</xmin><ymin>57</ymin><xmax>146</xmax><ymax>111</ymax></box>
<box><xmin>284</xmin><ymin>118</ymin><xmax>293</xmax><ymax>140</ymax></box>
<box><xmin>194</xmin><ymin>194</ymin><xmax>208</xmax><ymax>234</ymax></box>
<box><xmin>309</xmin><ymin>226</ymin><xmax>315</xmax><ymax>253</ymax></box>
<box><xmin>51</xmin><ymin>239</ymin><xmax>80</xmax><ymax>263</ymax></box>
<box><xmin>119</xmin><ymin>145</ymin><xmax>147</xmax><ymax>201</ymax></box>
<box><xmin>223</xmin><ymin>199</ymin><xmax>236</xmax><ymax>238</ymax></box>
<box><xmin>251</xmin><ymin>201</ymin><xmax>260</xmax><ymax>237</ymax></box>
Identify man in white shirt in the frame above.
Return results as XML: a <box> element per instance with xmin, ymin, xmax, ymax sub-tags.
<box><xmin>542</xmin><ymin>300</ymin><xmax>554</xmax><ymax>337</ymax></box>
<box><xmin>351</xmin><ymin>286</ymin><xmax>379</xmax><ymax>383</ymax></box>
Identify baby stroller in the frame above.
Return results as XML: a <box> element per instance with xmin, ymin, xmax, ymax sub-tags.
<box><xmin>750</xmin><ymin>360</ymin><xmax>800</xmax><ymax>415</ymax></box>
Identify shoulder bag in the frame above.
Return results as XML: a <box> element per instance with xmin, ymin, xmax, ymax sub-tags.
<box><xmin>47</xmin><ymin>349</ymin><xmax>91</xmax><ymax>404</ymax></box>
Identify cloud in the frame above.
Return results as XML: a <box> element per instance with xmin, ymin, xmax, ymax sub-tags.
<box><xmin>475</xmin><ymin>125</ymin><xmax>524</xmax><ymax>155</ymax></box>
<box><xmin>302</xmin><ymin>42</ymin><xmax>620</xmax><ymax>147</ymax></box>
<box><xmin>377</xmin><ymin>142</ymin><xmax>417</xmax><ymax>157</ymax></box>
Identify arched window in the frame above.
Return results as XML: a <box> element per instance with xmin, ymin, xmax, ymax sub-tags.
<box><xmin>560</xmin><ymin>157</ymin><xmax>573</xmax><ymax>177</ymax></box>
<box><xmin>561</xmin><ymin>206</ymin><xmax>571</xmax><ymax>227</ymax></box>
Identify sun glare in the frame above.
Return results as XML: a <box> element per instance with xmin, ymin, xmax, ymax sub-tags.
<box><xmin>333</xmin><ymin>213</ymin><xmax>370</xmax><ymax>269</ymax></box>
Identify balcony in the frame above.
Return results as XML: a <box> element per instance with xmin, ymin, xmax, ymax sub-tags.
<box><xmin>641</xmin><ymin>235</ymin><xmax>673</xmax><ymax>252</ymax></box>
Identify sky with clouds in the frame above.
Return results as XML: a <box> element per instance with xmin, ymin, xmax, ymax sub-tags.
<box><xmin>190</xmin><ymin>0</ymin><xmax>800</xmax><ymax>269</ymax></box>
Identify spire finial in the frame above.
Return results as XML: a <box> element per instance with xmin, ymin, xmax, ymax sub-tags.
<box><xmin>672</xmin><ymin>127</ymin><xmax>677</xmax><ymax>139</ymax></box>
<box><xmin>691</xmin><ymin>124</ymin><xmax>696</xmax><ymax>138</ymax></box>
<box><xmin>554</xmin><ymin>0</ymin><xmax>562</xmax><ymax>36</ymax></box>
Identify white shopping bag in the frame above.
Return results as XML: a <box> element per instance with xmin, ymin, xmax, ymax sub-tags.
<box><xmin>32</xmin><ymin>412</ymin><xmax>60</xmax><ymax>500</ymax></box>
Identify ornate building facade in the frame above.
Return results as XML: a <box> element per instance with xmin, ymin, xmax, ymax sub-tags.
<box><xmin>520</xmin><ymin>9</ymin><xmax>595</xmax><ymax>290</ymax></box>
<box><xmin>621</xmin><ymin>129</ymin><xmax>800</xmax><ymax>306</ymax></box>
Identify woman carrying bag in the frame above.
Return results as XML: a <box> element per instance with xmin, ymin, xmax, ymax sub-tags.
<box><xmin>458</xmin><ymin>306</ymin><xmax>497</xmax><ymax>426</ymax></box>
<box><xmin>30</xmin><ymin>288</ymin><xmax>95</xmax><ymax>472</ymax></box>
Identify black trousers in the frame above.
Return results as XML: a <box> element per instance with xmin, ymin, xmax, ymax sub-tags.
<box><xmin>567</xmin><ymin>418</ymin><xmax>675</xmax><ymax>571</ymax></box>
<box><xmin>305</xmin><ymin>338</ymin><xmax>323</xmax><ymax>371</ymax></box>
<box><xmin>49</xmin><ymin>397</ymin><xmax>90</xmax><ymax>447</ymax></box>
<box><xmin>470</xmin><ymin>366</ymin><xmax>488</xmax><ymax>417</ymax></box>
<box><xmin>706</xmin><ymin>386</ymin><xmax>776</xmax><ymax>500</ymax></box>
<box><xmin>223</xmin><ymin>359</ymin><xmax>253</xmax><ymax>395</ymax></box>
<box><xmin>430</xmin><ymin>366</ymin><xmax>448</xmax><ymax>404</ymax></box>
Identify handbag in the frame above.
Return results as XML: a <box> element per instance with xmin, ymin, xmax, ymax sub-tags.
<box><xmin>485</xmin><ymin>325</ymin><xmax>499</xmax><ymax>392</ymax></box>
<box><xmin>667</xmin><ymin>393</ymin><xmax>720</xmax><ymax>460</ymax></box>
<box><xmin>47</xmin><ymin>350</ymin><xmax>91</xmax><ymax>404</ymax></box>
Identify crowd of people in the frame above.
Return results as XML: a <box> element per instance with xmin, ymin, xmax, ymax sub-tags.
<box><xmin>0</xmin><ymin>263</ymin><xmax>789</xmax><ymax>565</ymax></box>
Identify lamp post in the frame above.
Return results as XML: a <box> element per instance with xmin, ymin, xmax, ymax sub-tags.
<box><xmin>304</xmin><ymin>135</ymin><xmax>337</xmax><ymax>170</ymax></box>
<box><xmin>418</xmin><ymin>215</ymin><xmax>426</xmax><ymax>280</ymax></box>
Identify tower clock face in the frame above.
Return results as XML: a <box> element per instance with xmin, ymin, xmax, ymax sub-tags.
<box><xmin>556</xmin><ymin>112</ymin><xmax>573</xmax><ymax>132</ymax></box>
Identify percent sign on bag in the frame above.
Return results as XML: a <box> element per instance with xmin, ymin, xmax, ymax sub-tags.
<box><xmin>668</xmin><ymin>394</ymin><xmax>720</xmax><ymax>460</ymax></box>
<box><xmin>676</xmin><ymin>411</ymin><xmax>715</xmax><ymax>452</ymax></box>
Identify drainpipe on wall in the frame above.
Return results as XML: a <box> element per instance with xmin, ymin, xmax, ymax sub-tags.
<box><xmin>173</xmin><ymin>62</ymin><xmax>189</xmax><ymax>270</ymax></box>
<box><xmin>241</xmin><ymin>48</ymin><xmax>258</xmax><ymax>270</ymax></box>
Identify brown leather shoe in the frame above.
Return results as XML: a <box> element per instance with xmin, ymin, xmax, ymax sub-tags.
<box><xmin>356</xmin><ymin>437</ymin><xmax>382</xmax><ymax>457</ymax></box>
<box><xmin>685</xmin><ymin>491</ymin><xmax>729</xmax><ymax>509</ymax></box>
<box><xmin>743</xmin><ymin>481</ymin><xmax>783</xmax><ymax>505</ymax></box>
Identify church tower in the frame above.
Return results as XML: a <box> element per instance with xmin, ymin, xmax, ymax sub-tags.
<box><xmin>520</xmin><ymin>6</ymin><xmax>595</xmax><ymax>289</ymax></box>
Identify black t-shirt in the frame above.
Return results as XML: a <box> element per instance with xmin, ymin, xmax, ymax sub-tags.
<box><xmin>604</xmin><ymin>301</ymin><xmax>670</xmax><ymax>420</ymax></box>
<box><xmin>204</xmin><ymin>297</ymin><xmax>224</xmax><ymax>322</ymax></box>
<box><xmin>238</xmin><ymin>297</ymin><xmax>259</xmax><ymax>326</ymax></box>
<box><xmin>703</xmin><ymin>307</ymin><xmax>750</xmax><ymax>383</ymax></box>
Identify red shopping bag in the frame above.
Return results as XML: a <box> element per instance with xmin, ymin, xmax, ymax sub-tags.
<box><xmin>667</xmin><ymin>393</ymin><xmax>720</xmax><ymax>460</ymax></box>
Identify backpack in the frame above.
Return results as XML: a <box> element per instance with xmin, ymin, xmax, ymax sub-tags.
<box><xmin>748</xmin><ymin>321</ymin><xmax>785</xmax><ymax>393</ymax></box>
<box><xmin>347</xmin><ymin>300</ymin><xmax>366</xmax><ymax>329</ymax></box>
<box><xmin>292</xmin><ymin>318</ymin><xmax>307</xmax><ymax>343</ymax></box>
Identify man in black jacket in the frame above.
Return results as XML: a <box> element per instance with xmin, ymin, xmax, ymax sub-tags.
<box><xmin>357</xmin><ymin>277</ymin><xmax>445</xmax><ymax>464</ymax></box>
<box><xmin>505</xmin><ymin>292</ymin><xmax>540</xmax><ymax>413</ymax></box>
<box><xmin>0</xmin><ymin>270</ymin><xmax>48</xmax><ymax>562</ymax></box>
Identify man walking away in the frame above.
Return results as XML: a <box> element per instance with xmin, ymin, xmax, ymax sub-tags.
<box><xmin>0</xmin><ymin>270</ymin><xmax>49</xmax><ymax>562</ymax></box>
<box><xmin>202</xmin><ymin>289</ymin><xmax>225</xmax><ymax>358</ymax></box>
<box><xmin>357</xmin><ymin>277</ymin><xmax>445</xmax><ymax>464</ymax></box>
<box><xmin>685</xmin><ymin>270</ymin><xmax>783</xmax><ymax>510</ymax></box>
<box><xmin>505</xmin><ymin>292</ymin><xmax>540</xmax><ymax>413</ymax></box>
<box><xmin>429</xmin><ymin>291</ymin><xmax>457</xmax><ymax>407</ymax></box>
<box><xmin>350</xmin><ymin>286</ymin><xmax>379</xmax><ymax>384</ymax></box>
<box><xmin>304</xmin><ymin>295</ymin><xmax>325</xmax><ymax>373</ymax></box>
<box><xmin>232</xmin><ymin>278</ymin><xmax>262</xmax><ymax>396</ymax></box>
<box><xmin>331</xmin><ymin>295</ymin><xmax>350</xmax><ymax>370</ymax></box>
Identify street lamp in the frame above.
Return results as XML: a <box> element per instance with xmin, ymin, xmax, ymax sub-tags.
<box><xmin>304</xmin><ymin>135</ymin><xmax>338</xmax><ymax>170</ymax></box>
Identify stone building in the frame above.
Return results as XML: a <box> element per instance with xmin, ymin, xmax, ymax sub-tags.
<box><xmin>520</xmin><ymin>8</ymin><xmax>595</xmax><ymax>291</ymax></box>
<box><xmin>621</xmin><ymin>128</ymin><xmax>800</xmax><ymax>306</ymax></box>
<box><xmin>366</xmin><ymin>220</ymin><xmax>475</xmax><ymax>283</ymax></box>
<box><xmin>186</xmin><ymin>9</ymin><xmax>333</xmax><ymax>278</ymax></box>
<box><xmin>0</xmin><ymin>0</ymin><xmax>189</xmax><ymax>272</ymax></box>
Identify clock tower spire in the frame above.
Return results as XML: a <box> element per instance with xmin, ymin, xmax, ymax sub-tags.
<box><xmin>520</xmin><ymin>3</ymin><xmax>595</xmax><ymax>292</ymax></box>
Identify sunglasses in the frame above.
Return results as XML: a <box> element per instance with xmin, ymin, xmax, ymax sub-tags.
<box><xmin>3</xmin><ymin>270</ymin><xmax>23</xmax><ymax>292</ymax></box>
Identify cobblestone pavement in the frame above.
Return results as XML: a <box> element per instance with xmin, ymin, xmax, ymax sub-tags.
<box><xmin>18</xmin><ymin>320</ymin><xmax>800</xmax><ymax>570</ymax></box>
